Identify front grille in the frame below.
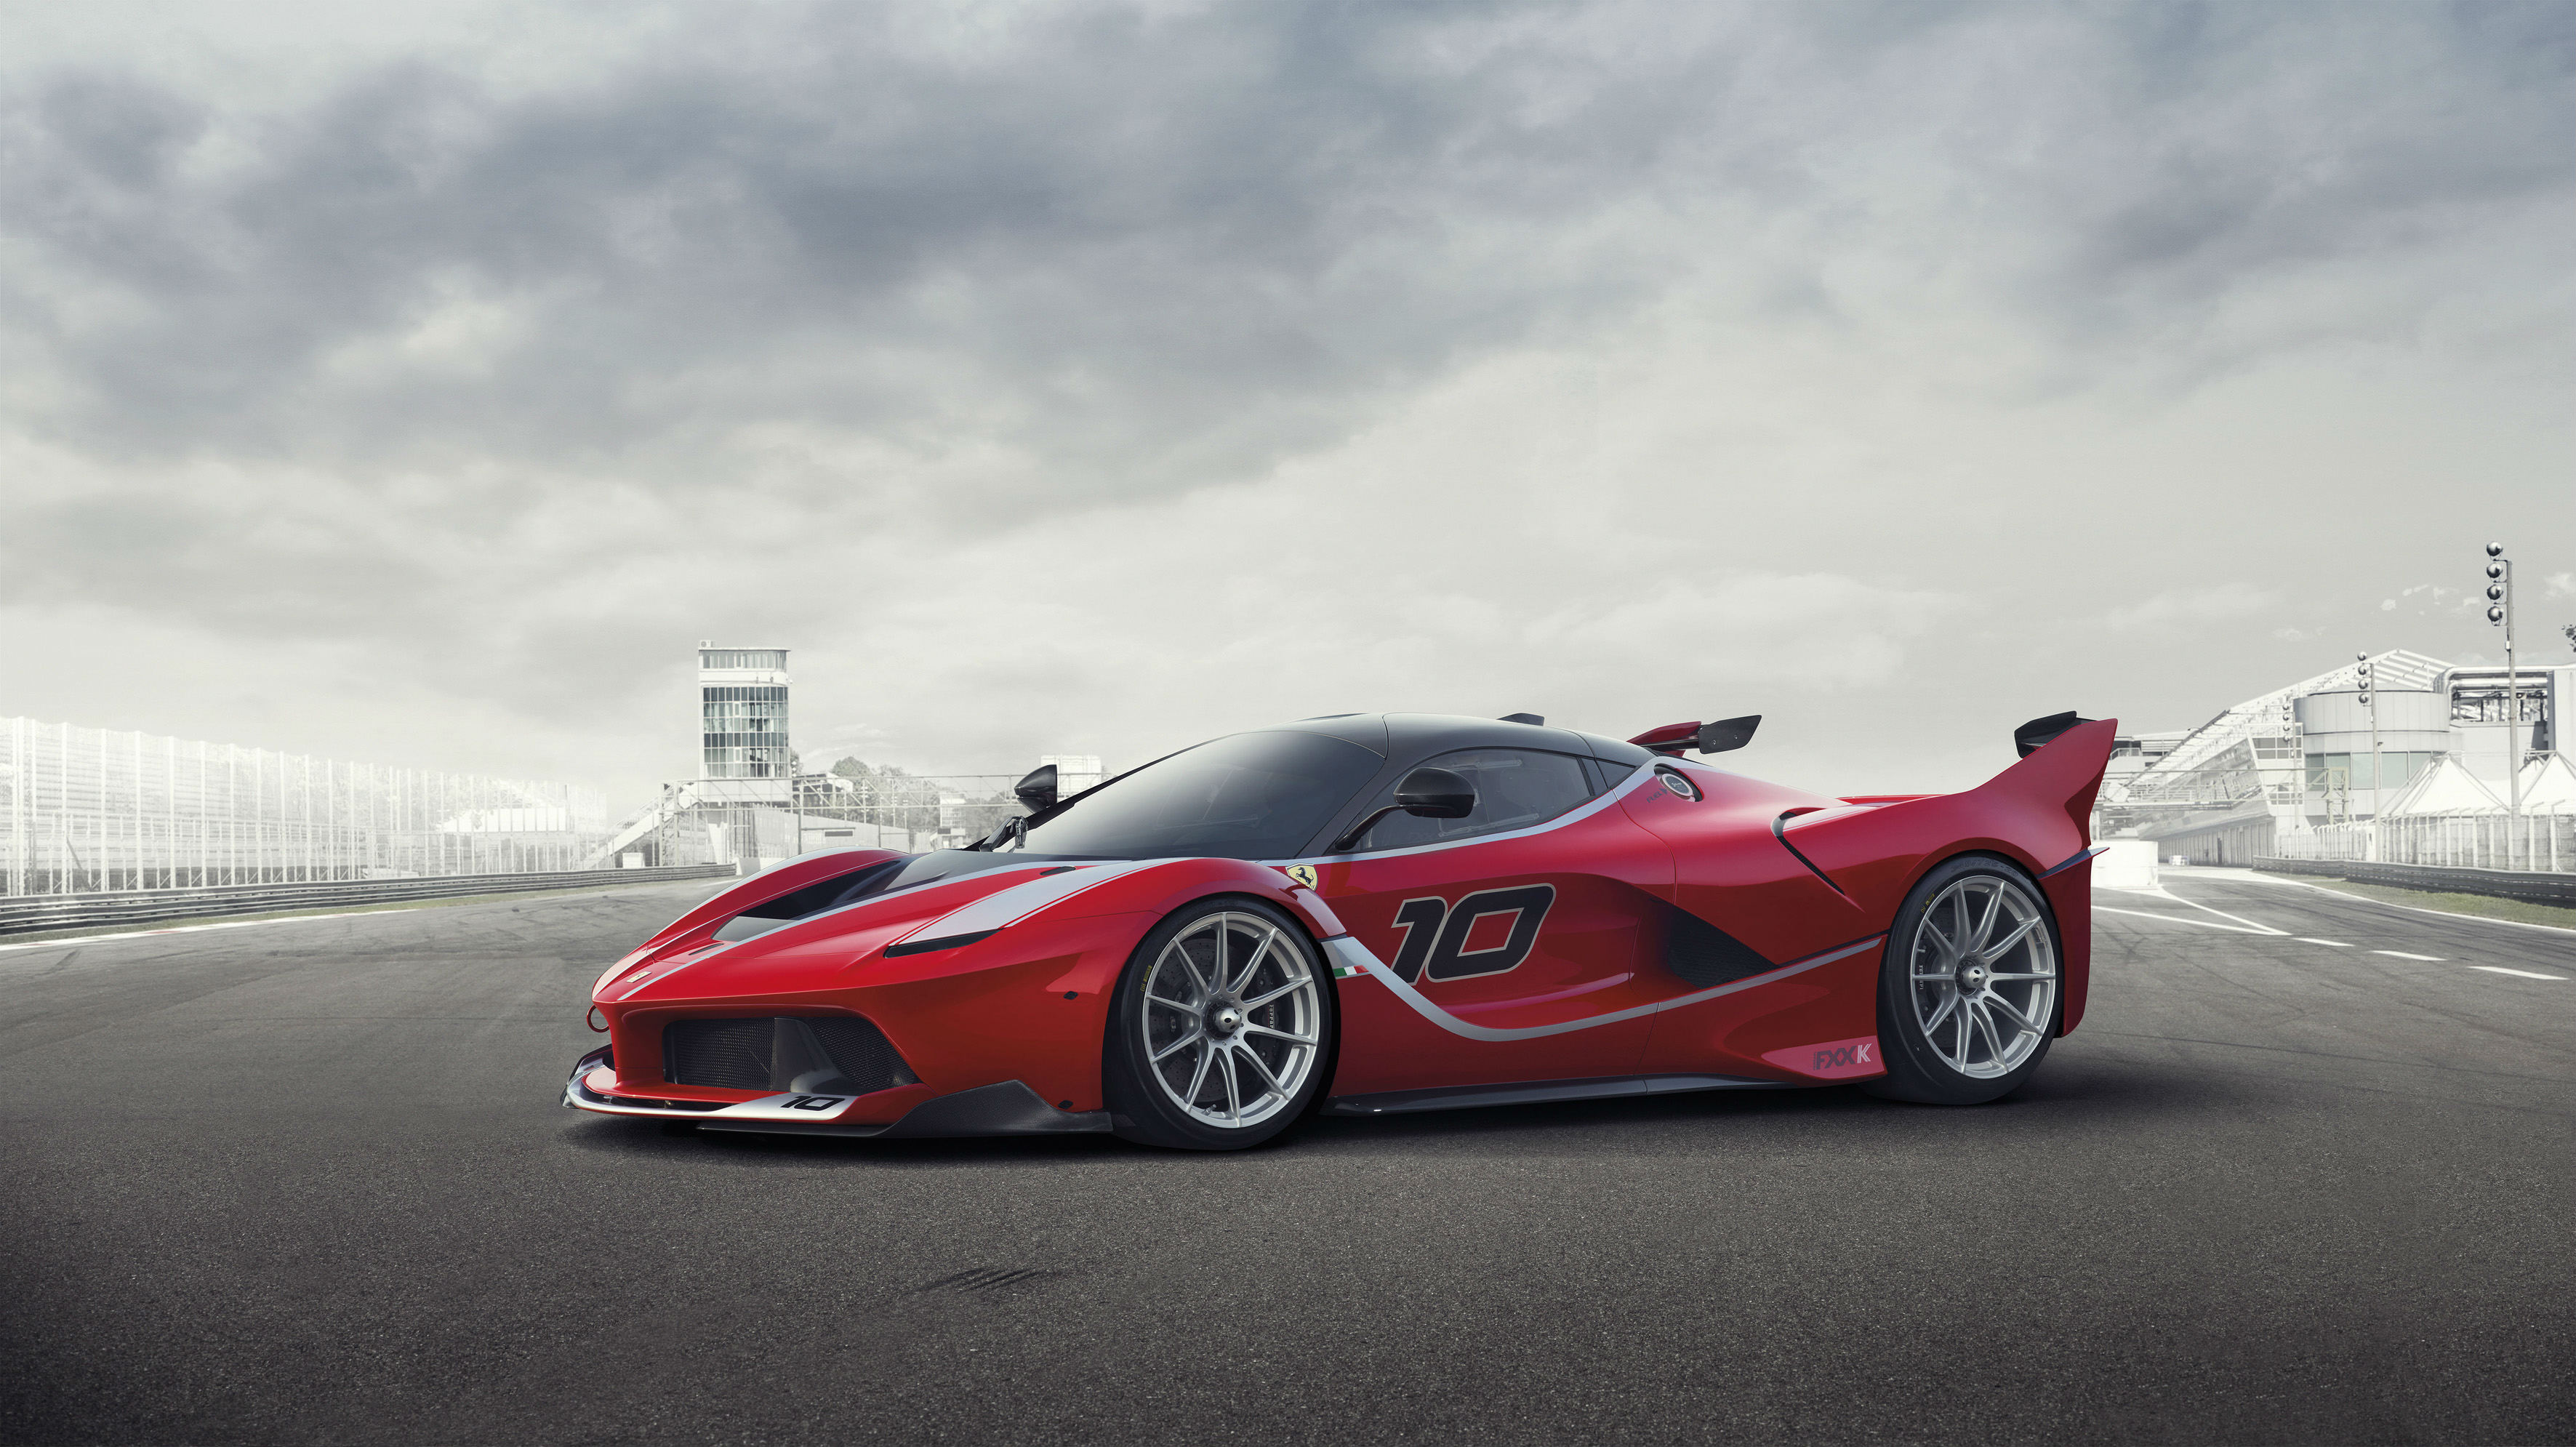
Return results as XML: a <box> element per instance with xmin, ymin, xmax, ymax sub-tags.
<box><xmin>664</xmin><ymin>1015</ymin><xmax>918</xmax><ymax>1096</ymax></box>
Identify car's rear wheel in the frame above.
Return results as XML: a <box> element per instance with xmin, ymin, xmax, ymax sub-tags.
<box><xmin>1866</xmin><ymin>855</ymin><xmax>2060</xmax><ymax>1105</ymax></box>
<box><xmin>1104</xmin><ymin>899</ymin><xmax>1333</xmax><ymax>1150</ymax></box>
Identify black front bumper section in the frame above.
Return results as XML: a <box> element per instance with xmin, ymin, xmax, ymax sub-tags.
<box><xmin>563</xmin><ymin>1049</ymin><xmax>1111</xmax><ymax>1139</ymax></box>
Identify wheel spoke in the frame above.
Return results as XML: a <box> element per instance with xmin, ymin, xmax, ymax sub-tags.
<box><xmin>1983</xmin><ymin>970</ymin><xmax>2052</xmax><ymax>982</ymax></box>
<box><xmin>1242</xmin><ymin>977</ymin><xmax>1307</xmax><ymax>1010</ymax></box>
<box><xmin>1981</xmin><ymin>915</ymin><xmax>2039</xmax><ymax>961</ymax></box>
<box><xmin>1219</xmin><ymin>1046</ymin><xmax>1242</xmax><ymax>1123</ymax></box>
<box><xmin>1240</xmin><ymin>1023</ymin><xmax>1317</xmax><ymax>1046</ymax></box>
<box><xmin>1235</xmin><ymin>1044</ymin><xmax>1285</xmax><ymax>1094</ymax></box>
<box><xmin>1954</xmin><ymin>1002</ymin><xmax>1972</xmax><ymax>1063</ymax></box>
<box><xmin>1986</xmin><ymin>994</ymin><xmax>2039</xmax><ymax>1035</ymax></box>
<box><xmin>1922</xmin><ymin>987</ymin><xmax>1960</xmax><ymax>1034</ymax></box>
<box><xmin>1150</xmin><ymin>1030</ymin><xmax>1203</xmax><ymax>1063</ymax></box>
<box><xmin>1183</xmin><ymin>1041</ymin><xmax>1213</xmax><ymax>1105</ymax></box>
<box><xmin>1968</xmin><ymin>885</ymin><xmax>2004</xmax><ymax>953</ymax></box>
<box><xmin>1211</xmin><ymin>921</ymin><xmax>1229</xmax><ymax>995</ymax></box>
<box><xmin>1221</xmin><ymin>921</ymin><xmax>1272</xmax><ymax>988</ymax></box>
<box><xmin>1170</xmin><ymin>934</ymin><xmax>1211</xmax><ymax>995</ymax></box>
<box><xmin>1971</xmin><ymin>1001</ymin><xmax>2005</xmax><ymax>1062</ymax></box>
<box><xmin>1146</xmin><ymin>993</ymin><xmax>1199</xmax><ymax>1014</ymax></box>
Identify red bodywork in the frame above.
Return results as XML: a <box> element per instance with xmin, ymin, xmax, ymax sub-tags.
<box><xmin>569</xmin><ymin>721</ymin><xmax>2115</xmax><ymax>1131</ymax></box>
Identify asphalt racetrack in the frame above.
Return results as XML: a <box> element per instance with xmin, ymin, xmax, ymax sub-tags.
<box><xmin>4</xmin><ymin>869</ymin><xmax>2569</xmax><ymax>1446</ymax></box>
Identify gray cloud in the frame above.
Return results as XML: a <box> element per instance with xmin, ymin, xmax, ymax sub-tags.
<box><xmin>6</xmin><ymin>2</ymin><xmax>2562</xmax><ymax>489</ymax></box>
<box><xmin>0</xmin><ymin>0</ymin><xmax>2567</xmax><ymax>804</ymax></box>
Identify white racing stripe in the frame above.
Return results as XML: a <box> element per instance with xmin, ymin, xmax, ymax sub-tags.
<box><xmin>1328</xmin><ymin>933</ymin><xmax>1885</xmax><ymax>1043</ymax></box>
<box><xmin>891</xmin><ymin>858</ymin><xmax>1176</xmax><ymax>946</ymax></box>
<box><xmin>2297</xmin><ymin>938</ymin><xmax>2353</xmax><ymax>947</ymax></box>
<box><xmin>2469</xmin><ymin>966</ymin><xmax>2567</xmax><ymax>980</ymax></box>
<box><xmin>2374</xmin><ymin>950</ymin><xmax>2446</xmax><ymax>962</ymax></box>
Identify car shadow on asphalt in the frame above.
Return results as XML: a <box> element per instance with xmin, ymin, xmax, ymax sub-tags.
<box><xmin>556</xmin><ymin>1050</ymin><xmax>2228</xmax><ymax>1169</ymax></box>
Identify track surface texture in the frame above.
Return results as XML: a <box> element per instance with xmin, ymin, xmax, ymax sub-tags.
<box><xmin>3</xmin><ymin>870</ymin><xmax>2569</xmax><ymax>1446</ymax></box>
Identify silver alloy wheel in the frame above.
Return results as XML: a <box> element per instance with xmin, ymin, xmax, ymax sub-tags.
<box><xmin>1906</xmin><ymin>873</ymin><xmax>2057</xmax><ymax>1080</ymax></box>
<box><xmin>1138</xmin><ymin>911</ymin><xmax>1323</xmax><ymax>1129</ymax></box>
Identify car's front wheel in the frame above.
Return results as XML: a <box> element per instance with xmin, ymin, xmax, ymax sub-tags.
<box><xmin>1104</xmin><ymin>898</ymin><xmax>1334</xmax><ymax>1150</ymax></box>
<box><xmin>1866</xmin><ymin>855</ymin><xmax>2061</xmax><ymax>1105</ymax></box>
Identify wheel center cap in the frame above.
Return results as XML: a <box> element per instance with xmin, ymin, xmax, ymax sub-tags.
<box><xmin>1961</xmin><ymin>964</ymin><xmax>1989</xmax><ymax>990</ymax></box>
<box><xmin>1212</xmin><ymin>1006</ymin><xmax>1243</xmax><ymax>1034</ymax></box>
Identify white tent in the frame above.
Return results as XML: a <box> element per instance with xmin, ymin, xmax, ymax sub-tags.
<box><xmin>2382</xmin><ymin>755</ymin><xmax>2504</xmax><ymax>817</ymax></box>
<box><xmin>2514</xmin><ymin>753</ymin><xmax>2576</xmax><ymax>811</ymax></box>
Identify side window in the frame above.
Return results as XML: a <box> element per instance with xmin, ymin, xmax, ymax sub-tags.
<box><xmin>1358</xmin><ymin>750</ymin><xmax>1598</xmax><ymax>851</ymax></box>
<box><xmin>1584</xmin><ymin>755</ymin><xmax>1640</xmax><ymax>794</ymax></box>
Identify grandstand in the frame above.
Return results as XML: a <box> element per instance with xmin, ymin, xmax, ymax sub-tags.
<box><xmin>2101</xmin><ymin>650</ymin><xmax>2572</xmax><ymax>869</ymax></box>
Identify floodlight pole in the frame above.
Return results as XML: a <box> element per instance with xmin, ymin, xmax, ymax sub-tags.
<box><xmin>2356</xmin><ymin>652</ymin><xmax>2380</xmax><ymax>862</ymax></box>
<box><xmin>2486</xmin><ymin>544</ymin><xmax>2522</xmax><ymax>870</ymax></box>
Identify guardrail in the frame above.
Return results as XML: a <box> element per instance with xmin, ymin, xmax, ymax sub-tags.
<box><xmin>2254</xmin><ymin>857</ymin><xmax>2576</xmax><ymax>910</ymax></box>
<box><xmin>0</xmin><ymin>865</ymin><xmax>737</xmax><ymax>940</ymax></box>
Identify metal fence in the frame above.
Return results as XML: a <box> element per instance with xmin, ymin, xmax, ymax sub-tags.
<box><xmin>0</xmin><ymin>863</ymin><xmax>732</xmax><ymax>940</ymax></box>
<box><xmin>2</xmin><ymin>718</ymin><xmax>609</xmax><ymax>896</ymax></box>
<box><xmin>2270</xmin><ymin>810</ymin><xmax>2575</xmax><ymax>873</ymax></box>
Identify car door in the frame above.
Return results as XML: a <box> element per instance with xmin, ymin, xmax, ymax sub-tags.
<box><xmin>1312</xmin><ymin>748</ymin><xmax>1675</xmax><ymax>1096</ymax></box>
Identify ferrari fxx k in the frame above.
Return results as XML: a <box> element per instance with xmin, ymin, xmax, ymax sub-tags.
<box><xmin>566</xmin><ymin>710</ymin><xmax>2114</xmax><ymax>1150</ymax></box>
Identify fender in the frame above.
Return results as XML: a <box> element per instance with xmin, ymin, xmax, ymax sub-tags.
<box><xmin>619</xmin><ymin>848</ymin><xmax>905</xmax><ymax>963</ymax></box>
<box><xmin>1048</xmin><ymin>857</ymin><xmax>1349</xmax><ymax>944</ymax></box>
<box><xmin>1783</xmin><ymin>720</ymin><xmax>2114</xmax><ymax>1035</ymax></box>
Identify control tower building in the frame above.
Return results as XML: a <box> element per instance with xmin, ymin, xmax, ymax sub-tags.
<box><xmin>698</xmin><ymin>644</ymin><xmax>793</xmax><ymax>802</ymax></box>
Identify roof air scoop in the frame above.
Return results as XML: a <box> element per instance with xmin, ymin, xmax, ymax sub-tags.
<box><xmin>1499</xmin><ymin>713</ymin><xmax>1545</xmax><ymax>726</ymax></box>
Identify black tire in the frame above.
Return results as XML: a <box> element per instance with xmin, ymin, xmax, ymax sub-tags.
<box><xmin>1865</xmin><ymin>854</ymin><xmax>2061</xmax><ymax>1105</ymax></box>
<box><xmin>1104</xmin><ymin>897</ymin><xmax>1337</xmax><ymax>1151</ymax></box>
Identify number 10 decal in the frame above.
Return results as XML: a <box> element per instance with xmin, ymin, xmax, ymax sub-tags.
<box><xmin>1386</xmin><ymin>885</ymin><xmax>1557</xmax><ymax>983</ymax></box>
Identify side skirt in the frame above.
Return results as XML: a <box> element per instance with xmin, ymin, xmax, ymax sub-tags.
<box><xmin>1325</xmin><ymin>1073</ymin><xmax>1797</xmax><ymax>1118</ymax></box>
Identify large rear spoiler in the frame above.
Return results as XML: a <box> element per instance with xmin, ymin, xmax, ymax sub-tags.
<box><xmin>1989</xmin><ymin>715</ymin><xmax>2119</xmax><ymax>840</ymax></box>
<box><xmin>1629</xmin><ymin>716</ymin><xmax>1760</xmax><ymax>757</ymax></box>
<box><xmin>2013</xmin><ymin>710</ymin><xmax>2095</xmax><ymax>758</ymax></box>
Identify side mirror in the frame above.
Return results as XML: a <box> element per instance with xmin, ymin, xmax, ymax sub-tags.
<box><xmin>1395</xmin><ymin>766</ymin><xmax>1477</xmax><ymax>819</ymax></box>
<box><xmin>1328</xmin><ymin>766</ymin><xmax>1478</xmax><ymax>851</ymax></box>
<box><xmin>1014</xmin><ymin>763</ymin><xmax>1059</xmax><ymax>811</ymax></box>
<box><xmin>1696</xmin><ymin>716</ymin><xmax>1759</xmax><ymax>753</ymax></box>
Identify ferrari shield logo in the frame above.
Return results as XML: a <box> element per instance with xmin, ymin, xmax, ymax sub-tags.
<box><xmin>1283</xmin><ymin>864</ymin><xmax>1318</xmax><ymax>889</ymax></box>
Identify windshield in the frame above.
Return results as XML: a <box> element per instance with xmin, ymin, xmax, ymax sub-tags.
<box><xmin>1015</xmin><ymin>731</ymin><xmax>1382</xmax><ymax>860</ymax></box>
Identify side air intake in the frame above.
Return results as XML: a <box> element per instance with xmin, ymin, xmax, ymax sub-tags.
<box><xmin>665</xmin><ymin>1016</ymin><xmax>919</xmax><ymax>1097</ymax></box>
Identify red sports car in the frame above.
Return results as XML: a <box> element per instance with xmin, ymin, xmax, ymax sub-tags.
<box><xmin>565</xmin><ymin>710</ymin><xmax>2115</xmax><ymax>1150</ymax></box>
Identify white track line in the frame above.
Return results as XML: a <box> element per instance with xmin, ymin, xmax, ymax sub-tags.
<box><xmin>0</xmin><ymin>912</ymin><xmax>376</xmax><ymax>952</ymax></box>
<box><xmin>2373</xmin><ymin>950</ymin><xmax>2445</xmax><ymax>961</ymax></box>
<box><xmin>2297</xmin><ymin>938</ymin><xmax>2353</xmax><ymax>947</ymax></box>
<box><xmin>2092</xmin><ymin>905</ymin><xmax>2278</xmax><ymax>934</ymax></box>
<box><xmin>2101</xmin><ymin>885</ymin><xmax>2289</xmax><ymax>935</ymax></box>
<box><xmin>2470</xmin><ymin>966</ymin><xmax>2567</xmax><ymax>980</ymax></box>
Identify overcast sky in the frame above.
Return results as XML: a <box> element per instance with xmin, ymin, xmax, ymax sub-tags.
<box><xmin>2</xmin><ymin>0</ymin><xmax>2569</xmax><ymax>812</ymax></box>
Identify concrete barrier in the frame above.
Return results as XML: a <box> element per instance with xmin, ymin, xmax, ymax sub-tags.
<box><xmin>2255</xmin><ymin>857</ymin><xmax>2576</xmax><ymax>910</ymax></box>
<box><xmin>0</xmin><ymin>864</ymin><xmax>735</xmax><ymax>939</ymax></box>
<box><xmin>2095</xmin><ymin>839</ymin><xmax>2159</xmax><ymax>889</ymax></box>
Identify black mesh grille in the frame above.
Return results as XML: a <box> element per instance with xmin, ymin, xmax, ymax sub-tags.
<box><xmin>663</xmin><ymin>1015</ymin><xmax>918</xmax><ymax>1095</ymax></box>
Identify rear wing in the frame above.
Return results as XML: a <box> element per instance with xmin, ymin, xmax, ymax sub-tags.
<box><xmin>1984</xmin><ymin>716</ymin><xmax>2119</xmax><ymax>842</ymax></box>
